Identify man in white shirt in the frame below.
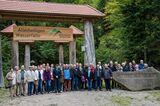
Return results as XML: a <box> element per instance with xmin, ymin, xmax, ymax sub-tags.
<box><xmin>33</xmin><ymin>66</ymin><xmax>39</xmax><ymax>95</ymax></box>
<box><xmin>26</xmin><ymin>66</ymin><xmax>34</xmax><ymax>96</ymax></box>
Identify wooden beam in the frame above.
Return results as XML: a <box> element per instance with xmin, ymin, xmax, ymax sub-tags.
<box><xmin>84</xmin><ymin>20</ymin><xmax>96</xmax><ymax>66</ymax></box>
<box><xmin>59</xmin><ymin>44</ymin><xmax>64</xmax><ymax>64</ymax></box>
<box><xmin>0</xmin><ymin>34</ymin><xmax>4</xmax><ymax>87</ymax></box>
<box><xmin>11</xmin><ymin>40</ymin><xmax>19</xmax><ymax>67</ymax></box>
<box><xmin>69</xmin><ymin>38</ymin><xmax>76</xmax><ymax>64</ymax></box>
<box><xmin>1</xmin><ymin>13</ymin><xmax>83</xmax><ymax>22</ymax></box>
<box><xmin>25</xmin><ymin>44</ymin><xmax>30</xmax><ymax>71</ymax></box>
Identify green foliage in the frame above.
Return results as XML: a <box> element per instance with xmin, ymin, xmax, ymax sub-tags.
<box><xmin>98</xmin><ymin>0</ymin><xmax>160</xmax><ymax>67</ymax></box>
<box><xmin>1</xmin><ymin>36</ymin><xmax>11</xmax><ymax>75</ymax></box>
<box><xmin>150</xmin><ymin>90</ymin><xmax>160</xmax><ymax>102</ymax></box>
<box><xmin>31</xmin><ymin>41</ymin><xmax>58</xmax><ymax>65</ymax></box>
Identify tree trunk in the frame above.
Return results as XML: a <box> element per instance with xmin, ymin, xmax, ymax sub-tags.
<box><xmin>25</xmin><ymin>44</ymin><xmax>30</xmax><ymax>71</ymax></box>
<box><xmin>0</xmin><ymin>34</ymin><xmax>4</xmax><ymax>87</ymax></box>
<box><xmin>144</xmin><ymin>47</ymin><xmax>147</xmax><ymax>63</ymax></box>
<box><xmin>84</xmin><ymin>20</ymin><xmax>96</xmax><ymax>66</ymax></box>
<box><xmin>59</xmin><ymin>44</ymin><xmax>64</xmax><ymax>64</ymax></box>
<box><xmin>11</xmin><ymin>41</ymin><xmax>19</xmax><ymax>68</ymax></box>
<box><xmin>69</xmin><ymin>38</ymin><xmax>76</xmax><ymax>64</ymax></box>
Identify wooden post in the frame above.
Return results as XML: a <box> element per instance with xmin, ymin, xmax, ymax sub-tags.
<box><xmin>84</xmin><ymin>20</ymin><xmax>96</xmax><ymax>66</ymax></box>
<box><xmin>11</xmin><ymin>40</ymin><xmax>19</xmax><ymax>68</ymax></box>
<box><xmin>0</xmin><ymin>34</ymin><xmax>4</xmax><ymax>87</ymax></box>
<box><xmin>59</xmin><ymin>44</ymin><xmax>64</xmax><ymax>64</ymax></box>
<box><xmin>25</xmin><ymin>44</ymin><xmax>30</xmax><ymax>71</ymax></box>
<box><xmin>69</xmin><ymin>38</ymin><xmax>76</xmax><ymax>64</ymax></box>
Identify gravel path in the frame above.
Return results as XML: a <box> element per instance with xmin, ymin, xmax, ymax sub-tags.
<box><xmin>1</xmin><ymin>90</ymin><xmax>160</xmax><ymax>106</ymax></box>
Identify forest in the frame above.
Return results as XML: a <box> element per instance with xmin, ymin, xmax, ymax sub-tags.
<box><xmin>0</xmin><ymin>0</ymin><xmax>160</xmax><ymax>76</ymax></box>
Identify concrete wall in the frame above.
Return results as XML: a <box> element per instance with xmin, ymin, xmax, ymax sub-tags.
<box><xmin>113</xmin><ymin>67</ymin><xmax>160</xmax><ymax>91</ymax></box>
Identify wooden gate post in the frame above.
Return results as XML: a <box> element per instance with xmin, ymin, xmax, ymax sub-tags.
<box><xmin>0</xmin><ymin>34</ymin><xmax>4</xmax><ymax>87</ymax></box>
<box><xmin>11</xmin><ymin>40</ymin><xmax>19</xmax><ymax>68</ymax></box>
<box><xmin>25</xmin><ymin>43</ymin><xmax>30</xmax><ymax>71</ymax></box>
<box><xmin>59</xmin><ymin>44</ymin><xmax>64</xmax><ymax>64</ymax></box>
<box><xmin>69</xmin><ymin>38</ymin><xmax>76</xmax><ymax>64</ymax></box>
<box><xmin>84</xmin><ymin>20</ymin><xmax>96</xmax><ymax>66</ymax></box>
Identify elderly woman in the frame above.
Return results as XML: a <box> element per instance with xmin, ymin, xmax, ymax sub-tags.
<box><xmin>6</xmin><ymin>68</ymin><xmax>16</xmax><ymax>97</ymax></box>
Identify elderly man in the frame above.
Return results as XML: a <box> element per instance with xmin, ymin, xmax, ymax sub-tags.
<box><xmin>103</xmin><ymin>64</ymin><xmax>112</xmax><ymax>91</ymax></box>
<box><xmin>33</xmin><ymin>66</ymin><xmax>39</xmax><ymax>95</ymax></box>
<box><xmin>20</xmin><ymin>65</ymin><xmax>27</xmax><ymax>96</ymax></box>
<box><xmin>26</xmin><ymin>66</ymin><xmax>35</xmax><ymax>96</ymax></box>
<box><xmin>15</xmin><ymin>66</ymin><xmax>21</xmax><ymax>96</ymax></box>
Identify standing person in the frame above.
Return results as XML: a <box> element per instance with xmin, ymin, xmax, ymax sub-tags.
<box><xmin>43</xmin><ymin>67</ymin><xmax>51</xmax><ymax>93</ymax></box>
<box><xmin>87</xmin><ymin>66</ymin><xmax>94</xmax><ymax>91</ymax></box>
<box><xmin>128</xmin><ymin>62</ymin><xmax>134</xmax><ymax>71</ymax></box>
<box><xmin>73</xmin><ymin>64</ymin><xmax>79</xmax><ymax>91</ymax></box>
<box><xmin>33</xmin><ymin>66</ymin><xmax>39</xmax><ymax>95</ymax></box>
<box><xmin>26</xmin><ymin>66</ymin><xmax>34</xmax><ymax>96</ymax></box>
<box><xmin>90</xmin><ymin>64</ymin><xmax>95</xmax><ymax>89</ymax></box>
<box><xmin>64</xmin><ymin>64</ymin><xmax>71</xmax><ymax>91</ymax></box>
<box><xmin>50</xmin><ymin>64</ymin><xmax>55</xmax><ymax>93</ymax></box>
<box><xmin>5</xmin><ymin>68</ymin><xmax>16</xmax><ymax>97</ymax></box>
<box><xmin>98</xmin><ymin>62</ymin><xmax>103</xmax><ymax>71</ymax></box>
<box><xmin>81</xmin><ymin>67</ymin><xmax>86</xmax><ymax>90</ymax></box>
<box><xmin>70</xmin><ymin>64</ymin><xmax>75</xmax><ymax>91</ymax></box>
<box><xmin>117</xmin><ymin>64</ymin><xmax>123</xmax><ymax>72</ymax></box>
<box><xmin>132</xmin><ymin>60</ymin><xmax>139</xmax><ymax>71</ymax></box>
<box><xmin>60</xmin><ymin>64</ymin><xmax>64</xmax><ymax>92</ymax></box>
<box><xmin>38</xmin><ymin>65</ymin><xmax>43</xmax><ymax>94</ymax></box>
<box><xmin>42</xmin><ymin>64</ymin><xmax>46</xmax><ymax>92</ymax></box>
<box><xmin>78</xmin><ymin>63</ymin><xmax>83</xmax><ymax>90</ymax></box>
<box><xmin>122</xmin><ymin>61</ymin><xmax>129</xmax><ymax>72</ymax></box>
<box><xmin>20</xmin><ymin>65</ymin><xmax>27</xmax><ymax>96</ymax></box>
<box><xmin>53</xmin><ymin>64</ymin><xmax>61</xmax><ymax>93</ymax></box>
<box><xmin>109</xmin><ymin>61</ymin><xmax>117</xmax><ymax>89</ymax></box>
<box><xmin>93</xmin><ymin>65</ymin><xmax>98</xmax><ymax>91</ymax></box>
<box><xmin>83</xmin><ymin>64</ymin><xmax>88</xmax><ymax>90</ymax></box>
<box><xmin>95</xmin><ymin>64</ymin><xmax>103</xmax><ymax>91</ymax></box>
<box><xmin>103</xmin><ymin>64</ymin><xmax>112</xmax><ymax>91</ymax></box>
<box><xmin>15</xmin><ymin>66</ymin><xmax>21</xmax><ymax>96</ymax></box>
<box><xmin>139</xmin><ymin>60</ymin><xmax>145</xmax><ymax>70</ymax></box>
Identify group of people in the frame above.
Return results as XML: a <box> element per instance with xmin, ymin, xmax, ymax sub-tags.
<box><xmin>5</xmin><ymin>60</ymin><xmax>148</xmax><ymax>97</ymax></box>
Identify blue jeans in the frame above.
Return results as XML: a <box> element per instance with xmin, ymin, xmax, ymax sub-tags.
<box><xmin>45</xmin><ymin>80</ymin><xmax>51</xmax><ymax>93</ymax></box>
<box><xmin>88</xmin><ymin>79</ymin><xmax>92</xmax><ymax>91</ymax></box>
<box><xmin>74</xmin><ymin>77</ymin><xmax>79</xmax><ymax>90</ymax></box>
<box><xmin>54</xmin><ymin>78</ymin><xmax>60</xmax><ymax>92</ymax></box>
<box><xmin>38</xmin><ymin>79</ymin><xmax>42</xmax><ymax>93</ymax></box>
<box><xmin>28</xmin><ymin>82</ymin><xmax>33</xmax><ymax>96</ymax></box>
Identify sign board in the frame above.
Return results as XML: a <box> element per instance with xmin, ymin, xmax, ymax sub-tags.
<box><xmin>13</xmin><ymin>26</ymin><xmax>73</xmax><ymax>42</ymax></box>
<box><xmin>81</xmin><ymin>46</ymin><xmax>86</xmax><ymax>52</ymax></box>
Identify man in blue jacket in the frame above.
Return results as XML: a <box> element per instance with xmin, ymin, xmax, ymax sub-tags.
<box><xmin>64</xmin><ymin>64</ymin><xmax>71</xmax><ymax>91</ymax></box>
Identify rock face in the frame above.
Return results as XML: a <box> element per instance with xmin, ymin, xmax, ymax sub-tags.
<box><xmin>113</xmin><ymin>67</ymin><xmax>160</xmax><ymax>91</ymax></box>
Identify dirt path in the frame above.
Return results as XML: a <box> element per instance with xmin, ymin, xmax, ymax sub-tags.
<box><xmin>1</xmin><ymin>90</ymin><xmax>160</xmax><ymax>106</ymax></box>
